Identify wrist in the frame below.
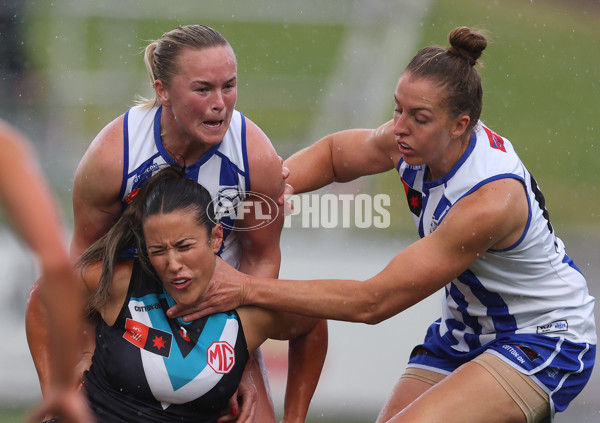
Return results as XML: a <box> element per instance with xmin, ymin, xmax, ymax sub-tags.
<box><xmin>239</xmin><ymin>273</ymin><xmax>252</xmax><ymax>306</ymax></box>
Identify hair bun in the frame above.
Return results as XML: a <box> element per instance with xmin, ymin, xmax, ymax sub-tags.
<box><xmin>448</xmin><ymin>26</ymin><xmax>487</xmax><ymax>66</ymax></box>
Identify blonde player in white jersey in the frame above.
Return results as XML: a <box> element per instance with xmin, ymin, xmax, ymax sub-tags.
<box><xmin>26</xmin><ymin>24</ymin><xmax>327</xmax><ymax>423</ymax></box>
<box><xmin>176</xmin><ymin>27</ymin><xmax>596</xmax><ymax>423</ymax></box>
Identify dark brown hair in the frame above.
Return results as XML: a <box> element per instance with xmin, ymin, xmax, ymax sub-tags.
<box><xmin>79</xmin><ymin>164</ymin><xmax>216</xmax><ymax>313</ymax></box>
<box><xmin>404</xmin><ymin>26</ymin><xmax>487</xmax><ymax>133</ymax></box>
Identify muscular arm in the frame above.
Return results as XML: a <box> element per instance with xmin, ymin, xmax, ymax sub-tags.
<box><xmin>71</xmin><ymin>115</ymin><xmax>126</xmax><ymax>257</ymax></box>
<box><xmin>284</xmin><ymin>120</ymin><xmax>400</xmax><ymax>194</ymax></box>
<box><xmin>205</xmin><ymin>178</ymin><xmax>529</xmax><ymax>324</ymax></box>
<box><xmin>237</xmin><ymin>119</ymin><xmax>328</xmax><ymax>423</ymax></box>
<box><xmin>238</xmin><ymin>305</ymin><xmax>325</xmax><ymax>423</ymax></box>
<box><xmin>26</xmin><ymin>115</ymin><xmax>125</xmax><ymax>400</ymax></box>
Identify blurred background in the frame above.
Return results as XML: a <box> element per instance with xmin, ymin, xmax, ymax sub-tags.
<box><xmin>0</xmin><ymin>0</ymin><xmax>598</xmax><ymax>421</ymax></box>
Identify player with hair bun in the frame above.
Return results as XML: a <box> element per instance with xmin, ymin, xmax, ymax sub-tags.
<box><xmin>183</xmin><ymin>26</ymin><xmax>596</xmax><ymax>423</ymax></box>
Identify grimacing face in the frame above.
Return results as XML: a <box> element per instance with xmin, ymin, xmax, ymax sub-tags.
<box><xmin>144</xmin><ymin>209</ymin><xmax>223</xmax><ymax>306</ymax></box>
<box><xmin>156</xmin><ymin>45</ymin><xmax>238</xmax><ymax>147</ymax></box>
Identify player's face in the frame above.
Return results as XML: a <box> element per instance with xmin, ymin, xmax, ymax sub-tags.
<box><xmin>157</xmin><ymin>46</ymin><xmax>237</xmax><ymax>146</ymax></box>
<box><xmin>393</xmin><ymin>74</ymin><xmax>468</xmax><ymax>180</ymax></box>
<box><xmin>144</xmin><ymin>209</ymin><xmax>223</xmax><ymax>307</ymax></box>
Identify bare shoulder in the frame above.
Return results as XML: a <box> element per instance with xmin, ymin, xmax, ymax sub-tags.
<box><xmin>72</xmin><ymin>115</ymin><xmax>127</xmax><ymax>254</ymax></box>
<box><xmin>81</xmin><ymin>259</ymin><xmax>133</xmax><ymax>322</ymax></box>
<box><xmin>442</xmin><ymin>177</ymin><xmax>528</xmax><ymax>251</ymax></box>
<box><xmin>244</xmin><ymin>117</ymin><xmax>279</xmax><ymax>165</ymax></box>
<box><xmin>243</xmin><ymin>117</ymin><xmax>283</xmax><ymax>198</ymax></box>
<box><xmin>79</xmin><ymin>261</ymin><xmax>104</xmax><ymax>296</ymax></box>
<box><xmin>76</xmin><ymin>114</ymin><xmax>126</xmax><ymax>180</ymax></box>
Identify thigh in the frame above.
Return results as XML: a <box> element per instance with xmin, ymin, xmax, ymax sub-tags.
<box><xmin>386</xmin><ymin>360</ymin><xmax>526</xmax><ymax>423</ymax></box>
<box><xmin>376</xmin><ymin>368</ymin><xmax>445</xmax><ymax>423</ymax></box>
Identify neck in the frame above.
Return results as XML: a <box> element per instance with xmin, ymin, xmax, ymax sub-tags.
<box><xmin>428</xmin><ymin>131</ymin><xmax>471</xmax><ymax>181</ymax></box>
<box><xmin>160</xmin><ymin>108</ymin><xmax>212</xmax><ymax>165</ymax></box>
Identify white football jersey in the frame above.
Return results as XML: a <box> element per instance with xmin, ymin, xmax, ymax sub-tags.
<box><xmin>397</xmin><ymin>121</ymin><xmax>596</xmax><ymax>350</ymax></box>
<box><xmin>120</xmin><ymin>105</ymin><xmax>250</xmax><ymax>269</ymax></box>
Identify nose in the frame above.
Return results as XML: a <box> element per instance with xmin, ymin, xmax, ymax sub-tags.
<box><xmin>166</xmin><ymin>250</ymin><xmax>183</xmax><ymax>273</ymax></box>
<box><xmin>212</xmin><ymin>90</ymin><xmax>225</xmax><ymax>111</ymax></box>
<box><xmin>393</xmin><ymin>112</ymin><xmax>409</xmax><ymax>137</ymax></box>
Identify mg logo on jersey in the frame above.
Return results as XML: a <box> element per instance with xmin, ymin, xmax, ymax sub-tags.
<box><xmin>207</xmin><ymin>341</ymin><xmax>235</xmax><ymax>374</ymax></box>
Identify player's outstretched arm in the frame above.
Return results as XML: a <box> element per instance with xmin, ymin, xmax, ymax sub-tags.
<box><xmin>284</xmin><ymin>120</ymin><xmax>399</xmax><ymax>194</ymax></box>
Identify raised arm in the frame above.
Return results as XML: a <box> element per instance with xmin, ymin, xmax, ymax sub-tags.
<box><xmin>284</xmin><ymin>119</ymin><xmax>400</xmax><ymax>194</ymax></box>
<box><xmin>0</xmin><ymin>120</ymin><xmax>93</xmax><ymax>422</ymax></box>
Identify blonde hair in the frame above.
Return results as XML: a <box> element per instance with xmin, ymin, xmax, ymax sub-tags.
<box><xmin>137</xmin><ymin>24</ymin><xmax>233</xmax><ymax>108</ymax></box>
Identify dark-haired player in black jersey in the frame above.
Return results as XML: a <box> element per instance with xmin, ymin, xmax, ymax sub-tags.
<box><xmin>75</xmin><ymin>165</ymin><xmax>321</xmax><ymax>422</ymax></box>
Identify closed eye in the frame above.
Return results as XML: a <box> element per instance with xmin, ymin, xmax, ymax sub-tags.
<box><xmin>148</xmin><ymin>248</ymin><xmax>166</xmax><ymax>256</ymax></box>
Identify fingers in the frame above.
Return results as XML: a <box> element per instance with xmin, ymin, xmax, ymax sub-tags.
<box><xmin>217</xmin><ymin>390</ymin><xmax>240</xmax><ymax>423</ymax></box>
<box><xmin>22</xmin><ymin>401</ymin><xmax>47</xmax><ymax>423</ymax></box>
<box><xmin>180</xmin><ymin>308</ymin><xmax>219</xmax><ymax>323</ymax></box>
<box><xmin>282</xmin><ymin>183</ymin><xmax>295</xmax><ymax>216</ymax></box>
<box><xmin>277</xmin><ymin>154</ymin><xmax>292</xmax><ymax>207</ymax></box>
<box><xmin>236</xmin><ymin>394</ymin><xmax>257</xmax><ymax>423</ymax></box>
<box><xmin>235</xmin><ymin>381</ymin><xmax>258</xmax><ymax>423</ymax></box>
<box><xmin>167</xmin><ymin>303</ymin><xmax>215</xmax><ymax>321</ymax></box>
<box><xmin>242</xmin><ymin>400</ymin><xmax>257</xmax><ymax>423</ymax></box>
<box><xmin>217</xmin><ymin>408</ymin><xmax>238</xmax><ymax>423</ymax></box>
<box><xmin>24</xmin><ymin>389</ymin><xmax>96</xmax><ymax>423</ymax></box>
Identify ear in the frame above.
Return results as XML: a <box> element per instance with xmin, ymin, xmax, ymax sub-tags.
<box><xmin>154</xmin><ymin>79</ymin><xmax>170</xmax><ymax>107</ymax></box>
<box><xmin>451</xmin><ymin>113</ymin><xmax>471</xmax><ymax>139</ymax></box>
<box><xmin>209</xmin><ymin>224</ymin><xmax>224</xmax><ymax>254</ymax></box>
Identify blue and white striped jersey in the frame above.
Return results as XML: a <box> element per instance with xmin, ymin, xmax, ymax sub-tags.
<box><xmin>120</xmin><ymin>105</ymin><xmax>250</xmax><ymax>269</ymax></box>
<box><xmin>397</xmin><ymin>121</ymin><xmax>596</xmax><ymax>350</ymax></box>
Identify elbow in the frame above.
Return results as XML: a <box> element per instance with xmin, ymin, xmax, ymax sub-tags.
<box><xmin>353</xmin><ymin>294</ymin><xmax>391</xmax><ymax>325</ymax></box>
<box><xmin>361</xmin><ymin>311</ymin><xmax>389</xmax><ymax>326</ymax></box>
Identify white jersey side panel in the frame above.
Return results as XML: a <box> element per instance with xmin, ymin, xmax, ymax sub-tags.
<box><xmin>397</xmin><ymin>122</ymin><xmax>596</xmax><ymax>350</ymax></box>
<box><xmin>120</xmin><ymin>106</ymin><xmax>249</xmax><ymax>269</ymax></box>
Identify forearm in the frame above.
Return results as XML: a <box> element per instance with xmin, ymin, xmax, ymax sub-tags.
<box><xmin>28</xmin><ymin>274</ymin><xmax>86</xmax><ymax>392</ymax></box>
<box><xmin>27</xmin><ymin>275</ymin><xmax>92</xmax><ymax>395</ymax></box>
<box><xmin>244</xmin><ymin>276</ymin><xmax>378</xmax><ymax>323</ymax></box>
<box><xmin>26</xmin><ymin>281</ymin><xmax>53</xmax><ymax>395</ymax></box>
<box><xmin>283</xmin><ymin>319</ymin><xmax>328</xmax><ymax>423</ymax></box>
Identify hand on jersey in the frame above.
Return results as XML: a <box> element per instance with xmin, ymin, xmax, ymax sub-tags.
<box><xmin>277</xmin><ymin>156</ymin><xmax>295</xmax><ymax>216</ymax></box>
